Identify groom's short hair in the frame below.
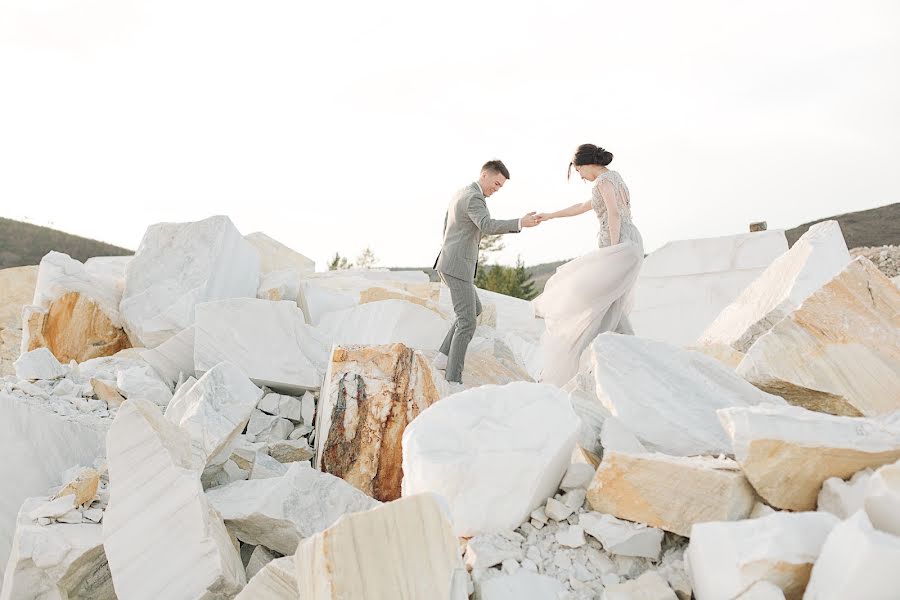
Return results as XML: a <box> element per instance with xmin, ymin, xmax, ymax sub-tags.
<box><xmin>481</xmin><ymin>160</ymin><xmax>510</xmax><ymax>180</ymax></box>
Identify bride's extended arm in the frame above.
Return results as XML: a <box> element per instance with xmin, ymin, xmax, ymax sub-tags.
<box><xmin>536</xmin><ymin>201</ymin><xmax>592</xmax><ymax>222</ymax></box>
<box><xmin>599</xmin><ymin>179</ymin><xmax>621</xmax><ymax>245</ymax></box>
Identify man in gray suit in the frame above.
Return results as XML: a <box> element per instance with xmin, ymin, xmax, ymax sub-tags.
<box><xmin>433</xmin><ymin>160</ymin><xmax>541</xmax><ymax>383</ymax></box>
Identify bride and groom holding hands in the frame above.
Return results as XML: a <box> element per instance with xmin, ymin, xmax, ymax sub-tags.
<box><xmin>433</xmin><ymin>144</ymin><xmax>644</xmax><ymax>387</ymax></box>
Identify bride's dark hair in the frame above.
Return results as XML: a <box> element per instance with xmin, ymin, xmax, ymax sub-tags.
<box><xmin>568</xmin><ymin>144</ymin><xmax>613</xmax><ymax>179</ymax></box>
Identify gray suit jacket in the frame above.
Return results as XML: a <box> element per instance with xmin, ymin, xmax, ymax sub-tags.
<box><xmin>434</xmin><ymin>182</ymin><xmax>520</xmax><ymax>281</ymax></box>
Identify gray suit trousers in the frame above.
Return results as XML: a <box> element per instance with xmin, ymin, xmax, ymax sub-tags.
<box><xmin>438</xmin><ymin>272</ymin><xmax>482</xmax><ymax>383</ymax></box>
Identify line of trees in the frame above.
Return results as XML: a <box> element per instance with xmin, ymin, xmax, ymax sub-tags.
<box><xmin>327</xmin><ymin>236</ymin><xmax>537</xmax><ymax>300</ymax></box>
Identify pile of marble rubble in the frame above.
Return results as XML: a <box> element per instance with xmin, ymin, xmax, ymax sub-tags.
<box><xmin>1</xmin><ymin>215</ymin><xmax>898</xmax><ymax>600</ymax></box>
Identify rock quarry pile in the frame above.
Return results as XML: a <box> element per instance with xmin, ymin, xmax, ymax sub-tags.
<box><xmin>0</xmin><ymin>215</ymin><xmax>898</xmax><ymax>600</ymax></box>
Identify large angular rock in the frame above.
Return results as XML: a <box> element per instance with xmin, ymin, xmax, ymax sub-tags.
<box><xmin>14</xmin><ymin>348</ymin><xmax>67</xmax><ymax>381</ymax></box>
<box><xmin>140</xmin><ymin>325</ymin><xmax>195</xmax><ymax>388</ymax></box>
<box><xmin>257</xmin><ymin>269</ymin><xmax>302</xmax><ymax>303</ymax></box>
<box><xmin>294</xmin><ymin>494</ymin><xmax>466</xmax><ymax>600</ymax></box>
<box><xmin>317</xmin><ymin>299</ymin><xmax>450</xmax><ymax>351</ymax></box>
<box><xmin>803</xmin><ymin>510</ymin><xmax>900</xmax><ymax>600</ymax></box>
<box><xmin>604</xmin><ymin>571</ymin><xmax>678</xmax><ymax>600</ymax></box>
<box><xmin>0</xmin><ymin>392</ymin><xmax>108</xmax><ymax>581</ymax></box>
<box><xmin>686</xmin><ymin>511</ymin><xmax>839</xmax><ymax>600</ymax></box>
<box><xmin>164</xmin><ymin>362</ymin><xmax>263</xmax><ymax>469</ymax></box>
<box><xmin>194</xmin><ymin>298</ymin><xmax>329</xmax><ymax>393</ymax></box>
<box><xmin>699</xmin><ymin>221</ymin><xmax>851</xmax><ymax>352</ymax></box>
<box><xmin>235</xmin><ymin>555</ymin><xmax>296</xmax><ymax>600</ymax></box>
<box><xmin>297</xmin><ymin>271</ymin><xmax>431</xmax><ymax>325</ymax></box>
<box><xmin>20</xmin><ymin>252</ymin><xmax>130</xmax><ymax>362</ymax></box>
<box><xmin>206</xmin><ymin>462</ymin><xmax>379</xmax><ymax>555</ymax></box>
<box><xmin>629</xmin><ymin>230</ymin><xmax>788</xmax><ymax>346</ymax></box>
<box><xmin>719</xmin><ymin>404</ymin><xmax>900</xmax><ymax>510</ymax></box>
<box><xmin>586</xmin><ymin>333</ymin><xmax>783</xmax><ymax>456</ymax></box>
<box><xmin>316</xmin><ymin>343</ymin><xmax>443</xmax><ymax>501</ymax></box>
<box><xmin>587</xmin><ymin>452</ymin><xmax>757</xmax><ymax>537</ymax></box>
<box><xmin>402</xmin><ymin>382</ymin><xmax>580</xmax><ymax>536</ymax></box>
<box><xmin>864</xmin><ymin>459</ymin><xmax>900</xmax><ymax>537</ymax></box>
<box><xmin>0</xmin><ymin>497</ymin><xmax>115</xmax><ymax>600</ymax></box>
<box><xmin>736</xmin><ymin>257</ymin><xmax>900</xmax><ymax>417</ymax></box>
<box><xmin>120</xmin><ymin>215</ymin><xmax>260</xmax><ymax>348</ymax></box>
<box><xmin>244</xmin><ymin>231</ymin><xmax>315</xmax><ymax>274</ymax></box>
<box><xmin>579</xmin><ymin>512</ymin><xmax>663</xmax><ymax>559</ymax></box>
<box><xmin>103</xmin><ymin>398</ymin><xmax>246</xmax><ymax>599</ymax></box>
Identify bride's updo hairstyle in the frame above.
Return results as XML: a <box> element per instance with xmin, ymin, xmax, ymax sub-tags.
<box><xmin>568</xmin><ymin>144</ymin><xmax>613</xmax><ymax>179</ymax></box>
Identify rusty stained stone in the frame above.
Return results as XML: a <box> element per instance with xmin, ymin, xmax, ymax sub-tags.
<box><xmin>91</xmin><ymin>378</ymin><xmax>125</xmax><ymax>407</ymax></box>
<box><xmin>54</xmin><ymin>468</ymin><xmax>101</xmax><ymax>507</ymax></box>
<box><xmin>26</xmin><ymin>291</ymin><xmax>131</xmax><ymax>363</ymax></box>
<box><xmin>318</xmin><ymin>343</ymin><xmax>441</xmax><ymax>501</ymax></box>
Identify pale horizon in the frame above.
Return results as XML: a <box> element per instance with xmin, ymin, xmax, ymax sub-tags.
<box><xmin>2</xmin><ymin>0</ymin><xmax>898</xmax><ymax>269</ymax></box>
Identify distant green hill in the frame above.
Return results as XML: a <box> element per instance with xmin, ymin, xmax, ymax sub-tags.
<box><xmin>0</xmin><ymin>217</ymin><xmax>132</xmax><ymax>268</ymax></box>
<box><xmin>785</xmin><ymin>202</ymin><xmax>899</xmax><ymax>248</ymax></box>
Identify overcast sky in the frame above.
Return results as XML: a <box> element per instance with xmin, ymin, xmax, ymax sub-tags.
<box><xmin>1</xmin><ymin>0</ymin><xmax>898</xmax><ymax>269</ymax></box>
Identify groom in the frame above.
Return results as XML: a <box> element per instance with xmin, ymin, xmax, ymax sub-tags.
<box><xmin>432</xmin><ymin>160</ymin><xmax>541</xmax><ymax>383</ymax></box>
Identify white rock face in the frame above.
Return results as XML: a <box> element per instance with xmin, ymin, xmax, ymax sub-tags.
<box><xmin>699</xmin><ymin>220</ymin><xmax>851</xmax><ymax>352</ymax></box>
<box><xmin>579</xmin><ymin>512</ymin><xmax>663</xmax><ymax>559</ymax></box>
<box><xmin>402</xmin><ymin>382</ymin><xmax>580</xmax><ymax>536</ymax></box>
<box><xmin>115</xmin><ymin>362</ymin><xmax>173</xmax><ymax>407</ymax></box>
<box><xmin>475</xmin><ymin>570</ymin><xmax>567</xmax><ymax>600</ymax></box>
<box><xmin>246</xmin><ymin>411</ymin><xmax>294</xmax><ymax>444</ymax></box>
<box><xmin>140</xmin><ymin>325</ymin><xmax>195</xmax><ymax>388</ymax></box>
<box><xmin>630</xmin><ymin>230</ymin><xmax>788</xmax><ymax>346</ymax></box>
<box><xmin>244</xmin><ymin>231</ymin><xmax>315</xmax><ymax>274</ymax></box>
<box><xmin>297</xmin><ymin>271</ymin><xmax>431</xmax><ymax>325</ymax></box>
<box><xmin>817</xmin><ymin>469</ymin><xmax>873</xmax><ymax>519</ymax></box>
<box><xmin>0</xmin><ymin>392</ymin><xmax>108</xmax><ymax>581</ymax></box>
<box><xmin>464</xmin><ymin>531</ymin><xmax>524</xmax><ymax>570</ymax></box>
<box><xmin>257</xmin><ymin>269</ymin><xmax>302</xmax><ymax>303</ymax></box>
<box><xmin>120</xmin><ymin>215</ymin><xmax>260</xmax><ymax>348</ymax></box>
<box><xmin>600</xmin><ymin>416</ymin><xmax>648</xmax><ymax>454</ymax></box>
<box><xmin>587</xmin><ymin>333</ymin><xmax>783</xmax><ymax>456</ymax></box>
<box><xmin>804</xmin><ymin>510</ymin><xmax>900</xmax><ymax>600</ymax></box>
<box><xmin>317</xmin><ymin>299</ymin><xmax>449</xmax><ymax>351</ymax></box>
<box><xmin>735</xmin><ymin>257</ymin><xmax>900</xmax><ymax>417</ymax></box>
<box><xmin>164</xmin><ymin>362</ymin><xmax>263</xmax><ymax>469</ymax></box>
<box><xmin>0</xmin><ymin>497</ymin><xmax>115</xmax><ymax>600</ymax></box>
<box><xmin>686</xmin><ymin>511</ymin><xmax>838</xmax><ymax>600</ymax></box>
<box><xmin>103</xmin><ymin>398</ymin><xmax>246</xmax><ymax>599</ymax></box>
<box><xmin>14</xmin><ymin>348</ymin><xmax>67</xmax><ymax>381</ymax></box>
<box><xmin>587</xmin><ymin>452</ymin><xmax>758</xmax><ymax>537</ymax></box>
<box><xmin>235</xmin><ymin>555</ymin><xmax>296</xmax><ymax>600</ymax></box>
<box><xmin>249</xmin><ymin>452</ymin><xmax>288</xmax><ymax>480</ymax></box>
<box><xmin>30</xmin><ymin>251</ymin><xmax>125</xmax><ymax>327</ymax></box>
<box><xmin>205</xmin><ymin>462</ymin><xmax>379</xmax><ymax>555</ymax></box>
<box><xmin>194</xmin><ymin>298</ymin><xmax>329</xmax><ymax>393</ymax></box>
<box><xmin>719</xmin><ymin>404</ymin><xmax>900</xmax><ymax>510</ymax></box>
<box><xmin>245</xmin><ymin>545</ymin><xmax>277</xmax><ymax>580</ymax></box>
<box><xmin>294</xmin><ymin>493</ymin><xmax>466</xmax><ymax>600</ymax></box>
<box><xmin>864</xmin><ymin>459</ymin><xmax>900</xmax><ymax>537</ymax></box>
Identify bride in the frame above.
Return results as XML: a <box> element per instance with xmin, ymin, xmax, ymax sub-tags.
<box><xmin>532</xmin><ymin>144</ymin><xmax>644</xmax><ymax>385</ymax></box>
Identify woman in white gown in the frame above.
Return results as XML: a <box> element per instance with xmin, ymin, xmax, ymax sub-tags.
<box><xmin>533</xmin><ymin>144</ymin><xmax>644</xmax><ymax>385</ymax></box>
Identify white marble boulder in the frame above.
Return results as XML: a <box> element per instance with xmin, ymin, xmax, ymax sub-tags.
<box><xmin>864</xmin><ymin>458</ymin><xmax>900</xmax><ymax>537</ymax></box>
<box><xmin>699</xmin><ymin>220</ymin><xmax>851</xmax><ymax>353</ymax></box>
<box><xmin>244</xmin><ymin>231</ymin><xmax>315</xmax><ymax>274</ymax></box>
<box><xmin>164</xmin><ymin>361</ymin><xmax>263</xmax><ymax>469</ymax></box>
<box><xmin>235</xmin><ymin>555</ymin><xmax>296</xmax><ymax>600</ymax></box>
<box><xmin>0</xmin><ymin>497</ymin><xmax>115</xmax><ymax>600</ymax></box>
<box><xmin>587</xmin><ymin>452</ymin><xmax>758</xmax><ymax>537</ymax></box>
<box><xmin>14</xmin><ymin>348</ymin><xmax>67</xmax><ymax>381</ymax></box>
<box><xmin>316</xmin><ymin>299</ymin><xmax>449</xmax><ymax>351</ymax></box>
<box><xmin>294</xmin><ymin>493</ymin><xmax>466</xmax><ymax>600</ymax></box>
<box><xmin>316</xmin><ymin>343</ymin><xmax>443</xmax><ymax>501</ymax></box>
<box><xmin>804</xmin><ymin>510</ymin><xmax>900</xmax><ymax>600</ymax></box>
<box><xmin>119</xmin><ymin>215</ymin><xmax>260</xmax><ymax>348</ymax></box>
<box><xmin>686</xmin><ymin>511</ymin><xmax>839</xmax><ymax>600</ymax></box>
<box><xmin>21</xmin><ymin>251</ymin><xmax>130</xmax><ymax>363</ymax></box>
<box><xmin>629</xmin><ymin>229</ymin><xmax>788</xmax><ymax>346</ymax></box>
<box><xmin>103</xmin><ymin>398</ymin><xmax>246</xmax><ymax>599</ymax></box>
<box><xmin>141</xmin><ymin>325</ymin><xmax>196</xmax><ymax>388</ymax></box>
<box><xmin>736</xmin><ymin>257</ymin><xmax>900</xmax><ymax>417</ymax></box>
<box><xmin>586</xmin><ymin>333</ymin><xmax>783</xmax><ymax>456</ymax></box>
<box><xmin>194</xmin><ymin>298</ymin><xmax>329</xmax><ymax>393</ymax></box>
<box><xmin>817</xmin><ymin>468</ymin><xmax>873</xmax><ymax>520</ymax></box>
<box><xmin>206</xmin><ymin>462</ymin><xmax>380</xmax><ymax>555</ymax></box>
<box><xmin>719</xmin><ymin>404</ymin><xmax>900</xmax><ymax>511</ymax></box>
<box><xmin>402</xmin><ymin>382</ymin><xmax>580</xmax><ymax>536</ymax></box>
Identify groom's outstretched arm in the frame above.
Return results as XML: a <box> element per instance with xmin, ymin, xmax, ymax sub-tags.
<box><xmin>467</xmin><ymin>196</ymin><xmax>521</xmax><ymax>235</ymax></box>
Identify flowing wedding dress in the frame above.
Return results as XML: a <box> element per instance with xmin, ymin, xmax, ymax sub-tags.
<box><xmin>533</xmin><ymin>170</ymin><xmax>644</xmax><ymax>385</ymax></box>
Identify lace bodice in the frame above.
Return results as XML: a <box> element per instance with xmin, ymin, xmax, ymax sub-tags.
<box><xmin>591</xmin><ymin>170</ymin><xmax>635</xmax><ymax>247</ymax></box>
